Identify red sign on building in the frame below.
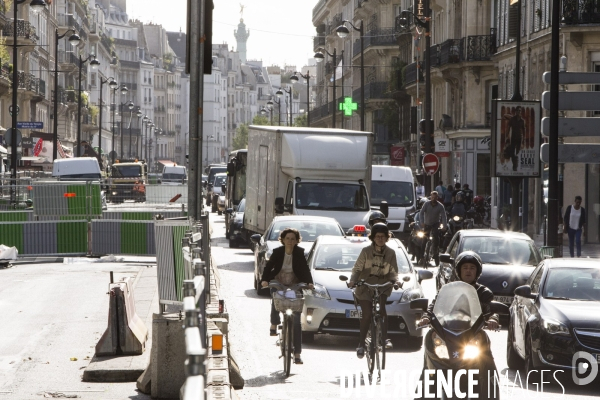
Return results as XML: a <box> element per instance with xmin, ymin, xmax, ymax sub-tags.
<box><xmin>390</xmin><ymin>146</ymin><xmax>405</xmax><ymax>166</ymax></box>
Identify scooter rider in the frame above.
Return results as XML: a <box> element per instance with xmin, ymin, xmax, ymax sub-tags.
<box><xmin>368</xmin><ymin>210</ymin><xmax>387</xmax><ymax>228</ymax></box>
<box><xmin>419</xmin><ymin>191</ymin><xmax>447</xmax><ymax>265</ymax></box>
<box><xmin>448</xmin><ymin>191</ymin><xmax>467</xmax><ymax>217</ymax></box>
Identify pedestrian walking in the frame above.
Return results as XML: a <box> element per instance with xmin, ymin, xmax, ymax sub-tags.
<box><xmin>443</xmin><ymin>184</ymin><xmax>453</xmax><ymax>207</ymax></box>
<box><xmin>435</xmin><ymin>181</ymin><xmax>445</xmax><ymax>195</ymax></box>
<box><xmin>563</xmin><ymin>196</ymin><xmax>586</xmax><ymax>258</ymax></box>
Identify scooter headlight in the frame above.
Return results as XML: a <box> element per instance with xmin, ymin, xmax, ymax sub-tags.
<box><xmin>432</xmin><ymin>332</ymin><xmax>449</xmax><ymax>359</ymax></box>
<box><xmin>453</xmin><ymin>215</ymin><xmax>461</xmax><ymax>221</ymax></box>
<box><xmin>417</xmin><ymin>231</ymin><xmax>425</xmax><ymax>238</ymax></box>
<box><xmin>463</xmin><ymin>344</ymin><xmax>480</xmax><ymax>359</ymax></box>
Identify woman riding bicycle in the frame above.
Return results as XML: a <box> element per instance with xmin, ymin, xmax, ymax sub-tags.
<box><xmin>261</xmin><ymin>228</ymin><xmax>314</xmax><ymax>365</ymax></box>
<box><xmin>348</xmin><ymin>223</ymin><xmax>399</xmax><ymax>358</ymax></box>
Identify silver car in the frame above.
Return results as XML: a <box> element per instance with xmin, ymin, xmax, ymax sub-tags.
<box><xmin>300</xmin><ymin>235</ymin><xmax>433</xmax><ymax>346</ymax></box>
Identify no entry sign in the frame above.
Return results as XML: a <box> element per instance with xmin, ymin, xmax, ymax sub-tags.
<box><xmin>422</xmin><ymin>153</ymin><xmax>439</xmax><ymax>175</ymax></box>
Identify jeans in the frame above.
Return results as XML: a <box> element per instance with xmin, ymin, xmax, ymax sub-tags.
<box><xmin>270</xmin><ymin>288</ymin><xmax>302</xmax><ymax>354</ymax></box>
<box><xmin>568</xmin><ymin>228</ymin><xmax>582</xmax><ymax>257</ymax></box>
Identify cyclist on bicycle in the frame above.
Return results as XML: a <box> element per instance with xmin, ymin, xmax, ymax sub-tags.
<box><xmin>348</xmin><ymin>223</ymin><xmax>399</xmax><ymax>358</ymax></box>
<box><xmin>261</xmin><ymin>228</ymin><xmax>314</xmax><ymax>365</ymax></box>
<box><xmin>419</xmin><ymin>191</ymin><xmax>447</xmax><ymax>265</ymax></box>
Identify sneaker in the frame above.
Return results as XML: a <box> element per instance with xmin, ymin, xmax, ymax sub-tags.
<box><xmin>356</xmin><ymin>347</ymin><xmax>365</xmax><ymax>359</ymax></box>
<box><xmin>294</xmin><ymin>356</ymin><xmax>303</xmax><ymax>364</ymax></box>
<box><xmin>385</xmin><ymin>339</ymin><xmax>393</xmax><ymax>349</ymax></box>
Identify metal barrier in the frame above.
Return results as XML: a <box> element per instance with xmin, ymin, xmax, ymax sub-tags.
<box><xmin>145</xmin><ymin>184</ymin><xmax>188</xmax><ymax>205</ymax></box>
<box><xmin>32</xmin><ymin>181</ymin><xmax>103</xmax><ymax>217</ymax></box>
<box><xmin>91</xmin><ymin>220</ymin><xmax>156</xmax><ymax>256</ymax></box>
<box><xmin>101</xmin><ymin>210</ymin><xmax>186</xmax><ymax>220</ymax></box>
<box><xmin>0</xmin><ymin>220</ymin><xmax>88</xmax><ymax>256</ymax></box>
<box><xmin>105</xmin><ymin>183</ymin><xmax>188</xmax><ymax>206</ymax></box>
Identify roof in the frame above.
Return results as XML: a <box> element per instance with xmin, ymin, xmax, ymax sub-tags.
<box><xmin>248</xmin><ymin>125</ymin><xmax>372</xmax><ymax>135</ymax></box>
<box><xmin>272</xmin><ymin>215</ymin><xmax>341</xmax><ymax>223</ymax></box>
<box><xmin>166</xmin><ymin>31</ymin><xmax>187</xmax><ymax>63</ymax></box>
<box><xmin>459</xmin><ymin>229</ymin><xmax>532</xmax><ymax>240</ymax></box>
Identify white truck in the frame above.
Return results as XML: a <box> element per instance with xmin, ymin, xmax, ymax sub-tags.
<box><xmin>244</xmin><ymin>126</ymin><xmax>374</xmax><ymax>235</ymax></box>
<box><xmin>371</xmin><ymin>165</ymin><xmax>416</xmax><ymax>241</ymax></box>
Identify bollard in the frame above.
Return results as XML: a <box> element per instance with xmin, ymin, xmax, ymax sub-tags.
<box><xmin>193</xmin><ymin>260</ymin><xmax>205</xmax><ymax>277</ymax></box>
<box><xmin>183</xmin><ymin>280</ymin><xmax>196</xmax><ymax>298</ymax></box>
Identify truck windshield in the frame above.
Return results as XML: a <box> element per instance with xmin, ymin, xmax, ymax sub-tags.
<box><xmin>163</xmin><ymin>173</ymin><xmax>184</xmax><ymax>180</ymax></box>
<box><xmin>371</xmin><ymin>181</ymin><xmax>414</xmax><ymax>207</ymax></box>
<box><xmin>295</xmin><ymin>183</ymin><xmax>369</xmax><ymax>211</ymax></box>
<box><xmin>112</xmin><ymin>165</ymin><xmax>142</xmax><ymax>177</ymax></box>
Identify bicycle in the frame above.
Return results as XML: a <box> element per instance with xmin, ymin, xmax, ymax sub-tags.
<box><xmin>268</xmin><ymin>281</ymin><xmax>308</xmax><ymax>377</ymax></box>
<box><xmin>339</xmin><ymin>276</ymin><xmax>400</xmax><ymax>383</ymax></box>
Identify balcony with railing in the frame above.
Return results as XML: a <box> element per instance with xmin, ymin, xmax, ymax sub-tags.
<box><xmin>114</xmin><ymin>38</ymin><xmax>137</xmax><ymax>47</ymax></box>
<box><xmin>313</xmin><ymin>35</ymin><xmax>325</xmax><ymax>51</ymax></box>
<box><xmin>353</xmin><ymin>28</ymin><xmax>397</xmax><ymax>57</ymax></box>
<box><xmin>58</xmin><ymin>50</ymin><xmax>79</xmax><ymax>68</ymax></box>
<box><xmin>463</xmin><ymin>33</ymin><xmax>496</xmax><ymax>61</ymax></box>
<box><xmin>175</xmin><ymin>104</ymin><xmax>182</xmax><ymax>109</ymax></box>
<box><xmin>15</xmin><ymin>71</ymin><xmax>44</xmax><ymax>97</ymax></box>
<box><xmin>352</xmin><ymin>82</ymin><xmax>392</xmax><ymax>102</ymax></box>
<box><xmin>308</xmin><ymin>101</ymin><xmax>333</xmax><ymax>122</ymax></box>
<box><xmin>404</xmin><ymin>62</ymin><xmax>423</xmax><ymax>86</ymax></box>
<box><xmin>154</xmin><ymin>106</ymin><xmax>166</xmax><ymax>113</ymax></box>
<box><xmin>121</xmin><ymin>82</ymin><xmax>137</xmax><ymax>91</ymax></box>
<box><xmin>175</xmin><ymin>124</ymin><xmax>182</xmax><ymax>131</ymax></box>
<box><xmin>2</xmin><ymin>19</ymin><xmax>38</xmax><ymax>44</ymax></box>
<box><xmin>99</xmin><ymin>32</ymin><xmax>114</xmax><ymax>54</ymax></box>
<box><xmin>120</xmin><ymin>60</ymin><xmax>140</xmax><ymax>70</ymax></box>
<box><xmin>327</xmin><ymin>13</ymin><xmax>343</xmax><ymax>35</ymax></box>
<box><xmin>563</xmin><ymin>0</ymin><xmax>600</xmax><ymax>24</ymax></box>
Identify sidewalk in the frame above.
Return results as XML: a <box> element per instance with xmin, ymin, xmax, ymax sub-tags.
<box><xmin>533</xmin><ymin>234</ymin><xmax>600</xmax><ymax>258</ymax></box>
<box><xmin>82</xmin><ymin>263</ymin><xmax>159</xmax><ymax>382</ymax></box>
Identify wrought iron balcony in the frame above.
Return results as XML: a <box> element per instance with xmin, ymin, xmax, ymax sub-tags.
<box><xmin>439</xmin><ymin>39</ymin><xmax>463</xmax><ymax>65</ymax></box>
<box><xmin>308</xmin><ymin>101</ymin><xmax>333</xmax><ymax>122</ymax></box>
<box><xmin>58</xmin><ymin>50</ymin><xmax>79</xmax><ymax>66</ymax></box>
<box><xmin>464</xmin><ymin>34</ymin><xmax>496</xmax><ymax>61</ymax></box>
<box><xmin>404</xmin><ymin>62</ymin><xmax>423</xmax><ymax>86</ymax></box>
<box><xmin>352</xmin><ymin>82</ymin><xmax>391</xmax><ymax>102</ymax></box>
<box><xmin>2</xmin><ymin>19</ymin><xmax>38</xmax><ymax>44</ymax></box>
<box><xmin>353</xmin><ymin>28</ymin><xmax>397</xmax><ymax>57</ymax></box>
<box><xmin>563</xmin><ymin>0</ymin><xmax>600</xmax><ymax>24</ymax></box>
<box><xmin>313</xmin><ymin>35</ymin><xmax>325</xmax><ymax>51</ymax></box>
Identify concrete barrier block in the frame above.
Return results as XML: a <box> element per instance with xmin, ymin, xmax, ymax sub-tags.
<box><xmin>151</xmin><ymin>313</ymin><xmax>186</xmax><ymax>399</ymax></box>
<box><xmin>207</xmin><ymin>369</ymin><xmax>230</xmax><ymax>386</ymax></box>
<box><xmin>210</xmin><ymin>318</ymin><xmax>228</xmax><ymax>335</ymax></box>
<box><xmin>206</xmin><ymin>356</ymin><xmax>227</xmax><ymax>371</ymax></box>
<box><xmin>206</xmin><ymin>385</ymin><xmax>232</xmax><ymax>400</ymax></box>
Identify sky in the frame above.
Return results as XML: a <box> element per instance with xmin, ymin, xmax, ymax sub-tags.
<box><xmin>126</xmin><ymin>0</ymin><xmax>316</xmax><ymax>69</ymax></box>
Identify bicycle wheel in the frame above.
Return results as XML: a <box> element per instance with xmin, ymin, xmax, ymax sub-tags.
<box><xmin>365</xmin><ymin>324</ymin><xmax>376</xmax><ymax>381</ymax></box>
<box><xmin>284</xmin><ymin>317</ymin><xmax>293</xmax><ymax>377</ymax></box>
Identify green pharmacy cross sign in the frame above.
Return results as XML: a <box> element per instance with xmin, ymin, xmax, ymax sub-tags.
<box><xmin>339</xmin><ymin>97</ymin><xmax>358</xmax><ymax>116</ymax></box>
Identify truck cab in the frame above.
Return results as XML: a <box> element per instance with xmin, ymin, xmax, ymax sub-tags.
<box><xmin>161</xmin><ymin>165</ymin><xmax>187</xmax><ymax>185</ymax></box>
<box><xmin>108</xmin><ymin>159</ymin><xmax>147</xmax><ymax>203</ymax></box>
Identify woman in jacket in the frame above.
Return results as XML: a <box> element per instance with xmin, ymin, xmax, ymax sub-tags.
<box><xmin>564</xmin><ymin>195</ymin><xmax>586</xmax><ymax>257</ymax></box>
<box><xmin>261</xmin><ymin>228</ymin><xmax>314</xmax><ymax>364</ymax></box>
<box><xmin>348</xmin><ymin>223</ymin><xmax>399</xmax><ymax>358</ymax></box>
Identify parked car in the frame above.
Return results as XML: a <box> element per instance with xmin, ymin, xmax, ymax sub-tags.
<box><xmin>226</xmin><ymin>198</ymin><xmax>248</xmax><ymax>248</ymax></box>
<box><xmin>251</xmin><ymin>215</ymin><xmax>345</xmax><ymax>295</ymax></box>
<box><xmin>438</xmin><ymin>229</ymin><xmax>541</xmax><ymax>309</ymax></box>
<box><xmin>300</xmin><ymin>235</ymin><xmax>433</xmax><ymax>344</ymax></box>
<box><xmin>211</xmin><ymin>172</ymin><xmax>227</xmax><ymax>214</ymax></box>
<box><xmin>507</xmin><ymin>258</ymin><xmax>600</xmax><ymax>377</ymax></box>
<box><xmin>204</xmin><ymin>164</ymin><xmax>226</xmax><ymax>206</ymax></box>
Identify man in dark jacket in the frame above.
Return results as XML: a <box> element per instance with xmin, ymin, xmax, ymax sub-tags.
<box><xmin>563</xmin><ymin>195</ymin><xmax>586</xmax><ymax>257</ymax></box>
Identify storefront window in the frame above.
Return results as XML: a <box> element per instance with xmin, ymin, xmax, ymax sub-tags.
<box><xmin>477</xmin><ymin>154</ymin><xmax>491</xmax><ymax>196</ymax></box>
<box><xmin>586</xmin><ymin>165</ymin><xmax>600</xmax><ymax>243</ymax></box>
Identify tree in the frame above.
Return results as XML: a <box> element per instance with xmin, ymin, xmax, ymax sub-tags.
<box><xmin>293</xmin><ymin>114</ymin><xmax>307</xmax><ymax>127</ymax></box>
<box><xmin>252</xmin><ymin>114</ymin><xmax>269</xmax><ymax>125</ymax></box>
<box><xmin>232</xmin><ymin>115</ymin><xmax>272</xmax><ymax>150</ymax></box>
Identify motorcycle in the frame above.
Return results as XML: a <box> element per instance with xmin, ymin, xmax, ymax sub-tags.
<box><xmin>469</xmin><ymin>196</ymin><xmax>491</xmax><ymax>228</ymax></box>
<box><xmin>411</xmin><ymin>281</ymin><xmax>509</xmax><ymax>399</ymax></box>
<box><xmin>421</xmin><ymin>223</ymin><xmax>445</xmax><ymax>268</ymax></box>
<box><xmin>408</xmin><ymin>211</ymin><xmax>427</xmax><ymax>264</ymax></box>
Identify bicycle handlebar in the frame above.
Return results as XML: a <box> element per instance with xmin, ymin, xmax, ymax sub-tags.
<box><xmin>268</xmin><ymin>280</ymin><xmax>309</xmax><ymax>292</ymax></box>
<box><xmin>349</xmin><ymin>280</ymin><xmax>400</xmax><ymax>291</ymax></box>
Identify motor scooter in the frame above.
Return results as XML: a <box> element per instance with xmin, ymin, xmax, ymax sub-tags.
<box><xmin>411</xmin><ymin>281</ymin><xmax>508</xmax><ymax>399</ymax></box>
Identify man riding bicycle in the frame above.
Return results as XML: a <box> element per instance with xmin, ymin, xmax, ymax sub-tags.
<box><xmin>348</xmin><ymin>223</ymin><xmax>399</xmax><ymax>358</ymax></box>
<box><xmin>419</xmin><ymin>191</ymin><xmax>447</xmax><ymax>266</ymax></box>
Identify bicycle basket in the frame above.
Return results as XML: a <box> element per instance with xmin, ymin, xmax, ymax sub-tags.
<box><xmin>272</xmin><ymin>291</ymin><xmax>305</xmax><ymax>313</ymax></box>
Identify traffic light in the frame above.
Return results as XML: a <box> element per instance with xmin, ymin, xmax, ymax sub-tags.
<box><xmin>419</xmin><ymin>119</ymin><xmax>434</xmax><ymax>152</ymax></box>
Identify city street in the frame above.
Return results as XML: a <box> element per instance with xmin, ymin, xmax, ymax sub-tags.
<box><xmin>210</xmin><ymin>213</ymin><xmax>600</xmax><ymax>400</ymax></box>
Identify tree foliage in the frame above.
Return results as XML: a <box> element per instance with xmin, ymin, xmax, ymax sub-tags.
<box><xmin>293</xmin><ymin>114</ymin><xmax>307</xmax><ymax>127</ymax></box>
<box><xmin>232</xmin><ymin>115</ymin><xmax>271</xmax><ymax>150</ymax></box>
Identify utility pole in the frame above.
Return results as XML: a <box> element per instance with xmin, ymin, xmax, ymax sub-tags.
<box><xmin>509</xmin><ymin>0</ymin><xmax>523</xmax><ymax>231</ymax></box>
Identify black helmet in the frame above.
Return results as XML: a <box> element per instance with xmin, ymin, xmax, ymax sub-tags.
<box><xmin>455</xmin><ymin>191</ymin><xmax>465</xmax><ymax>203</ymax></box>
<box><xmin>454</xmin><ymin>251</ymin><xmax>483</xmax><ymax>280</ymax></box>
<box><xmin>369</xmin><ymin>223</ymin><xmax>389</xmax><ymax>240</ymax></box>
<box><xmin>368</xmin><ymin>211</ymin><xmax>387</xmax><ymax>228</ymax></box>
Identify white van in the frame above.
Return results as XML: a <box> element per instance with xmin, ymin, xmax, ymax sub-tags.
<box><xmin>161</xmin><ymin>165</ymin><xmax>187</xmax><ymax>185</ymax></box>
<box><xmin>0</xmin><ymin>145</ymin><xmax>7</xmax><ymax>175</ymax></box>
<box><xmin>52</xmin><ymin>157</ymin><xmax>102</xmax><ymax>180</ymax></box>
<box><xmin>371</xmin><ymin>165</ymin><xmax>416</xmax><ymax>240</ymax></box>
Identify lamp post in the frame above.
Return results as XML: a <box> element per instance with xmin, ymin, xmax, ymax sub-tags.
<box><xmin>314</xmin><ymin>47</ymin><xmax>337</xmax><ymax>128</ymax></box>
<box><xmin>269</xmin><ymin>97</ymin><xmax>281</xmax><ymax>126</ymax></box>
<box><xmin>135</xmin><ymin>110</ymin><xmax>143</xmax><ymax>157</ymax></box>
<box><xmin>336</xmin><ymin>20</ymin><xmax>364</xmax><ymax>131</ymax></box>
<box><xmin>119</xmin><ymin>99</ymin><xmax>133</xmax><ymax>159</ymax></box>
<box><xmin>110</xmin><ymin>84</ymin><xmax>128</xmax><ymax>164</ymax></box>
<box><xmin>126</xmin><ymin>104</ymin><xmax>138</xmax><ymax>158</ymax></box>
<box><xmin>276</xmin><ymin>88</ymin><xmax>292</xmax><ymax>126</ymax></box>
<box><xmin>260</xmin><ymin>107</ymin><xmax>271</xmax><ymax>125</ymax></box>
<box><xmin>76</xmin><ymin>55</ymin><xmax>100</xmax><ymax>157</ymax></box>
<box><xmin>10</xmin><ymin>0</ymin><xmax>46</xmax><ymax>203</ymax></box>
<box><xmin>97</xmin><ymin>76</ymin><xmax>116</xmax><ymax>168</ymax></box>
<box><xmin>398</xmin><ymin>9</ymin><xmax>432</xmax><ymax>194</ymax></box>
<box><xmin>53</xmin><ymin>29</ymin><xmax>80</xmax><ymax>161</ymax></box>
<box><xmin>267</xmin><ymin>99</ymin><xmax>275</xmax><ymax>125</ymax></box>
<box><xmin>142</xmin><ymin>115</ymin><xmax>149</xmax><ymax>160</ymax></box>
<box><xmin>290</xmin><ymin>70</ymin><xmax>311</xmax><ymax>127</ymax></box>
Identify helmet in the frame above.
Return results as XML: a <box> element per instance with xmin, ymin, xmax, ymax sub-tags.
<box><xmin>369</xmin><ymin>223</ymin><xmax>389</xmax><ymax>240</ymax></box>
<box><xmin>473</xmin><ymin>195</ymin><xmax>485</xmax><ymax>207</ymax></box>
<box><xmin>418</xmin><ymin>197</ymin><xmax>428</xmax><ymax>210</ymax></box>
<box><xmin>368</xmin><ymin>211</ymin><xmax>387</xmax><ymax>228</ymax></box>
<box><xmin>455</xmin><ymin>191</ymin><xmax>465</xmax><ymax>203</ymax></box>
<box><xmin>454</xmin><ymin>251</ymin><xmax>483</xmax><ymax>280</ymax></box>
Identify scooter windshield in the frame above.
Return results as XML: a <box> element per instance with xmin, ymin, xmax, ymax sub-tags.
<box><xmin>432</xmin><ymin>281</ymin><xmax>482</xmax><ymax>332</ymax></box>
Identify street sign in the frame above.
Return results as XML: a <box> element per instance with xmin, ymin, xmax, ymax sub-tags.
<box><xmin>434</xmin><ymin>138</ymin><xmax>450</xmax><ymax>157</ymax></box>
<box><xmin>339</xmin><ymin>97</ymin><xmax>357</xmax><ymax>116</ymax></box>
<box><xmin>390</xmin><ymin>146</ymin><xmax>405</xmax><ymax>166</ymax></box>
<box><xmin>541</xmin><ymin>91</ymin><xmax>600</xmax><ymax>110</ymax></box>
<box><xmin>541</xmin><ymin>143</ymin><xmax>600</xmax><ymax>163</ymax></box>
<box><xmin>542</xmin><ymin>71</ymin><xmax>600</xmax><ymax>84</ymax></box>
<box><xmin>422</xmin><ymin>153</ymin><xmax>439</xmax><ymax>175</ymax></box>
<box><xmin>541</xmin><ymin>117</ymin><xmax>600</xmax><ymax>137</ymax></box>
<box><xmin>21</xmin><ymin>137</ymin><xmax>34</xmax><ymax>148</ymax></box>
<box><xmin>17</xmin><ymin>121</ymin><xmax>44</xmax><ymax>130</ymax></box>
<box><xmin>4</xmin><ymin>128</ymin><xmax>22</xmax><ymax>147</ymax></box>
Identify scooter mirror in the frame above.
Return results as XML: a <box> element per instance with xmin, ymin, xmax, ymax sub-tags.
<box><xmin>410</xmin><ymin>298</ymin><xmax>428</xmax><ymax>311</ymax></box>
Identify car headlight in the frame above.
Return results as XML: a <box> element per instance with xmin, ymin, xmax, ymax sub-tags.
<box><xmin>432</xmin><ymin>332</ymin><xmax>449</xmax><ymax>359</ymax></box>
<box><xmin>543</xmin><ymin>318</ymin><xmax>570</xmax><ymax>336</ymax></box>
<box><xmin>416</xmin><ymin>231</ymin><xmax>425</xmax><ymax>238</ymax></box>
<box><xmin>310</xmin><ymin>283</ymin><xmax>331</xmax><ymax>300</ymax></box>
<box><xmin>400</xmin><ymin>288</ymin><xmax>423</xmax><ymax>302</ymax></box>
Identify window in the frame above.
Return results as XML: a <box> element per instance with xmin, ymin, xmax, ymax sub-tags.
<box><xmin>529</xmin><ymin>264</ymin><xmax>544</xmax><ymax>294</ymax></box>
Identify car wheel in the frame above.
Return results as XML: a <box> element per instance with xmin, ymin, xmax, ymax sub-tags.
<box><xmin>302</xmin><ymin>332</ymin><xmax>315</xmax><ymax>343</ymax></box>
<box><xmin>229</xmin><ymin>238</ymin><xmax>238</xmax><ymax>248</ymax></box>
<box><xmin>253</xmin><ymin>275</ymin><xmax>258</xmax><ymax>289</ymax></box>
<box><xmin>507</xmin><ymin>322</ymin><xmax>524</xmax><ymax>370</ymax></box>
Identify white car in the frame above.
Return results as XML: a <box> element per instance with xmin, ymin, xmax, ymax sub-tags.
<box><xmin>300</xmin><ymin>235</ymin><xmax>433</xmax><ymax>345</ymax></box>
<box><xmin>211</xmin><ymin>172</ymin><xmax>227</xmax><ymax>214</ymax></box>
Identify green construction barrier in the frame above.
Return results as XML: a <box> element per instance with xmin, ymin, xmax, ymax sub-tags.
<box><xmin>0</xmin><ymin>212</ymin><xmax>28</xmax><ymax>222</ymax></box>
<box><xmin>121</xmin><ymin>221</ymin><xmax>148</xmax><ymax>254</ymax></box>
<box><xmin>56</xmin><ymin>221</ymin><xmax>88</xmax><ymax>254</ymax></box>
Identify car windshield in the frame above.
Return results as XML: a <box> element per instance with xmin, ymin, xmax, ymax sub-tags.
<box><xmin>58</xmin><ymin>173</ymin><xmax>101</xmax><ymax>180</ymax></box>
<box><xmin>461</xmin><ymin>237</ymin><xmax>540</xmax><ymax>265</ymax></box>
<box><xmin>112</xmin><ymin>165</ymin><xmax>142</xmax><ymax>177</ymax></box>
<box><xmin>295</xmin><ymin>182</ymin><xmax>369</xmax><ymax>211</ymax></box>
<box><xmin>267</xmin><ymin>220</ymin><xmax>344</xmax><ymax>241</ymax></box>
<box><xmin>433</xmin><ymin>282</ymin><xmax>482</xmax><ymax>332</ymax></box>
<box><xmin>312</xmin><ymin>242</ymin><xmax>412</xmax><ymax>273</ymax></box>
<box><xmin>213</xmin><ymin>175</ymin><xmax>227</xmax><ymax>186</ymax></box>
<box><xmin>163</xmin><ymin>173</ymin><xmax>184</xmax><ymax>180</ymax></box>
<box><xmin>237</xmin><ymin>199</ymin><xmax>245</xmax><ymax>212</ymax></box>
<box><xmin>543</xmin><ymin>267</ymin><xmax>600</xmax><ymax>301</ymax></box>
<box><xmin>371</xmin><ymin>181</ymin><xmax>414</xmax><ymax>207</ymax></box>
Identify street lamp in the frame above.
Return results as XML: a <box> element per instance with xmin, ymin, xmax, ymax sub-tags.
<box><xmin>142</xmin><ymin>115</ymin><xmax>149</xmax><ymax>160</ymax></box>
<box><xmin>314</xmin><ymin>47</ymin><xmax>338</xmax><ymax>128</ymax></box>
<box><xmin>276</xmin><ymin>88</ymin><xmax>292</xmax><ymax>127</ymax></box>
<box><xmin>117</xmin><ymin>93</ymin><xmax>131</xmax><ymax>160</ymax></box>
<box><xmin>97</xmin><ymin>76</ymin><xmax>116</xmax><ymax>168</ymax></box>
<box><xmin>76</xmin><ymin>55</ymin><xmax>100</xmax><ymax>157</ymax></box>
<box><xmin>336</xmin><ymin>20</ymin><xmax>364</xmax><ymax>131</ymax></box>
<box><xmin>267</xmin><ymin>99</ymin><xmax>276</xmax><ymax>125</ymax></box>
<box><xmin>110</xmin><ymin>84</ymin><xmax>127</xmax><ymax>164</ymax></box>
<box><xmin>52</xmin><ymin>29</ymin><xmax>80</xmax><ymax>161</ymax></box>
<box><xmin>259</xmin><ymin>106</ymin><xmax>272</xmax><ymax>125</ymax></box>
<box><xmin>290</xmin><ymin>70</ymin><xmax>311</xmax><ymax>127</ymax></box>
<box><xmin>9</xmin><ymin>0</ymin><xmax>46</xmax><ymax>203</ymax></box>
<box><xmin>268</xmin><ymin>97</ymin><xmax>281</xmax><ymax>126</ymax></box>
<box><xmin>125</xmin><ymin>101</ymin><xmax>135</xmax><ymax>157</ymax></box>
<box><xmin>135</xmin><ymin>109</ymin><xmax>143</xmax><ymax>157</ymax></box>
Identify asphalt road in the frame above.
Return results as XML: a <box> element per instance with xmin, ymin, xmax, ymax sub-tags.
<box><xmin>210</xmin><ymin>213</ymin><xmax>600</xmax><ymax>400</ymax></box>
<box><xmin>0</xmin><ymin>260</ymin><xmax>150</xmax><ymax>400</ymax></box>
